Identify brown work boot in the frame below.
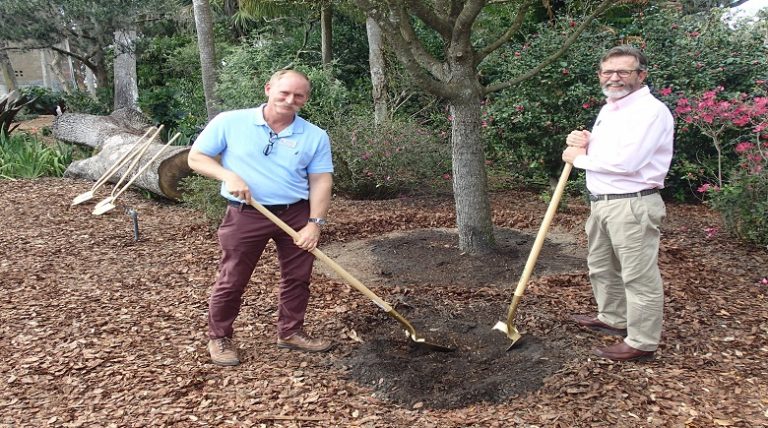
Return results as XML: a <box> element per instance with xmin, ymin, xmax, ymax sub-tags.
<box><xmin>572</xmin><ymin>314</ymin><xmax>627</xmax><ymax>337</ymax></box>
<box><xmin>593</xmin><ymin>340</ymin><xmax>655</xmax><ymax>362</ymax></box>
<box><xmin>277</xmin><ymin>331</ymin><xmax>333</xmax><ymax>353</ymax></box>
<box><xmin>208</xmin><ymin>337</ymin><xmax>240</xmax><ymax>366</ymax></box>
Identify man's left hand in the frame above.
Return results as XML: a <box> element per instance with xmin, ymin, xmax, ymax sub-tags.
<box><xmin>295</xmin><ymin>223</ymin><xmax>322</xmax><ymax>251</ymax></box>
<box><xmin>562</xmin><ymin>146</ymin><xmax>586</xmax><ymax>164</ymax></box>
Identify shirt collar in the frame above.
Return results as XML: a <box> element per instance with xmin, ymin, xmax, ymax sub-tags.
<box><xmin>605</xmin><ymin>85</ymin><xmax>650</xmax><ymax>110</ymax></box>
<box><xmin>253</xmin><ymin>104</ymin><xmax>305</xmax><ymax>135</ymax></box>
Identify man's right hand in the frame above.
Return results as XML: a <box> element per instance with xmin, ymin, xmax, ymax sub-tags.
<box><xmin>224</xmin><ymin>173</ymin><xmax>251</xmax><ymax>202</ymax></box>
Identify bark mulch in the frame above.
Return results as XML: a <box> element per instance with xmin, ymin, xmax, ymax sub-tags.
<box><xmin>1</xmin><ymin>177</ymin><xmax>767</xmax><ymax>427</ymax></box>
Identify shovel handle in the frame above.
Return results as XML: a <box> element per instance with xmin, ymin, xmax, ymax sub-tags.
<box><xmin>92</xmin><ymin>127</ymin><xmax>157</xmax><ymax>190</ymax></box>
<box><xmin>506</xmin><ymin>163</ymin><xmax>573</xmax><ymax>318</ymax></box>
<box><xmin>110</xmin><ymin>132</ymin><xmax>181</xmax><ymax>200</ymax></box>
<box><xmin>247</xmin><ymin>198</ymin><xmax>394</xmax><ymax>312</ymax></box>
<box><xmin>109</xmin><ymin>125</ymin><xmax>164</xmax><ymax>193</ymax></box>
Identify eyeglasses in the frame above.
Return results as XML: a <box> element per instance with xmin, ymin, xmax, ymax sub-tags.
<box><xmin>264</xmin><ymin>131</ymin><xmax>278</xmax><ymax>156</ymax></box>
<box><xmin>598</xmin><ymin>69</ymin><xmax>642</xmax><ymax>78</ymax></box>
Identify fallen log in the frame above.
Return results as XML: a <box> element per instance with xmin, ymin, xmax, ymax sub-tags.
<box><xmin>53</xmin><ymin>109</ymin><xmax>192</xmax><ymax>201</ymax></box>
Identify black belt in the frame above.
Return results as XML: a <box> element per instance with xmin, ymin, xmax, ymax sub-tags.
<box><xmin>228</xmin><ymin>199</ymin><xmax>305</xmax><ymax>213</ymax></box>
<box><xmin>588</xmin><ymin>188</ymin><xmax>659</xmax><ymax>202</ymax></box>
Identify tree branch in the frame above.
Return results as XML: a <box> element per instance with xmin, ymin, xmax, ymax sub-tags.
<box><xmin>476</xmin><ymin>0</ymin><xmax>534</xmax><ymax>64</ymax></box>
<box><xmin>405</xmin><ymin>0</ymin><xmax>452</xmax><ymax>39</ymax></box>
<box><xmin>484</xmin><ymin>0</ymin><xmax>619</xmax><ymax>94</ymax></box>
<box><xmin>357</xmin><ymin>0</ymin><xmax>453</xmax><ymax>98</ymax></box>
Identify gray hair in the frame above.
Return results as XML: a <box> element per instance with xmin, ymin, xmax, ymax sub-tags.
<box><xmin>600</xmin><ymin>45</ymin><xmax>648</xmax><ymax>71</ymax></box>
<box><xmin>268</xmin><ymin>69</ymin><xmax>312</xmax><ymax>92</ymax></box>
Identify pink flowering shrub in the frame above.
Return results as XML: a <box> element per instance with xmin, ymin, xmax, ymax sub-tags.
<box><xmin>330</xmin><ymin>114</ymin><xmax>451</xmax><ymax>199</ymax></box>
<box><xmin>679</xmin><ymin>89</ymin><xmax>768</xmax><ymax>247</ymax></box>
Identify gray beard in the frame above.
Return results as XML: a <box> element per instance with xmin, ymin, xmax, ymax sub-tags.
<box><xmin>602</xmin><ymin>84</ymin><xmax>631</xmax><ymax>100</ymax></box>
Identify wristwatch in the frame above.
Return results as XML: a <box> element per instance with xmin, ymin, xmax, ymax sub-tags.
<box><xmin>308</xmin><ymin>217</ymin><xmax>327</xmax><ymax>226</ymax></box>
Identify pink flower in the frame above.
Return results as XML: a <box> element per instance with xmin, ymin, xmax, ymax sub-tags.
<box><xmin>515</xmin><ymin>105</ymin><xmax>524</xmax><ymax>112</ymax></box>
<box><xmin>760</xmin><ymin>277</ymin><xmax>768</xmax><ymax>285</ymax></box>
<box><xmin>562</xmin><ymin>68</ymin><xmax>570</xmax><ymax>76</ymax></box>
<box><xmin>361</xmin><ymin>152</ymin><xmax>371</xmax><ymax>160</ymax></box>
<box><xmin>704</xmin><ymin>226</ymin><xmax>719</xmax><ymax>239</ymax></box>
<box><xmin>735</xmin><ymin>142</ymin><xmax>754</xmax><ymax>153</ymax></box>
<box><xmin>582</xmin><ymin>103</ymin><xmax>591</xmax><ymax>109</ymax></box>
<box><xmin>697</xmin><ymin>183</ymin><xmax>719</xmax><ymax>193</ymax></box>
<box><xmin>442</xmin><ymin>173</ymin><xmax>452</xmax><ymax>180</ymax></box>
<box><xmin>659</xmin><ymin>87</ymin><xmax>673</xmax><ymax>96</ymax></box>
<box><xmin>515</xmin><ymin>51</ymin><xmax>521</xmax><ymax>57</ymax></box>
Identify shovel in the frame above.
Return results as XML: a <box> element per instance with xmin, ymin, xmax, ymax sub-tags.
<box><xmin>493</xmin><ymin>162</ymin><xmax>573</xmax><ymax>349</ymax></box>
<box><xmin>93</xmin><ymin>132</ymin><xmax>181</xmax><ymax>215</ymax></box>
<box><xmin>92</xmin><ymin>125</ymin><xmax>164</xmax><ymax>212</ymax></box>
<box><xmin>248</xmin><ymin>197</ymin><xmax>454</xmax><ymax>352</ymax></box>
<box><xmin>71</xmin><ymin>127</ymin><xmax>157</xmax><ymax>206</ymax></box>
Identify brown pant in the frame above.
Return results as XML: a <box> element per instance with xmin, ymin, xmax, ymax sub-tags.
<box><xmin>208</xmin><ymin>201</ymin><xmax>315</xmax><ymax>340</ymax></box>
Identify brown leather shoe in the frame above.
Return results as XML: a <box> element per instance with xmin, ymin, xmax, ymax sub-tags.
<box><xmin>277</xmin><ymin>331</ymin><xmax>333</xmax><ymax>353</ymax></box>
<box><xmin>593</xmin><ymin>341</ymin><xmax>655</xmax><ymax>362</ymax></box>
<box><xmin>572</xmin><ymin>314</ymin><xmax>627</xmax><ymax>337</ymax></box>
<box><xmin>208</xmin><ymin>337</ymin><xmax>240</xmax><ymax>366</ymax></box>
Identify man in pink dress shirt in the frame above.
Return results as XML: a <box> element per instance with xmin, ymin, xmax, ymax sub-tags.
<box><xmin>562</xmin><ymin>45</ymin><xmax>674</xmax><ymax>362</ymax></box>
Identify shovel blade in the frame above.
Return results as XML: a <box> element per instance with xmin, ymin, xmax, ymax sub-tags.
<box><xmin>93</xmin><ymin>197</ymin><xmax>113</xmax><ymax>210</ymax></box>
<box><xmin>406</xmin><ymin>332</ymin><xmax>455</xmax><ymax>352</ymax></box>
<box><xmin>71</xmin><ymin>191</ymin><xmax>95</xmax><ymax>206</ymax></box>
<box><xmin>493</xmin><ymin>320</ymin><xmax>522</xmax><ymax>350</ymax></box>
<box><xmin>92</xmin><ymin>201</ymin><xmax>116</xmax><ymax>215</ymax></box>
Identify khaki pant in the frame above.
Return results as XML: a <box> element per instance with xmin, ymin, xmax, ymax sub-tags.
<box><xmin>586</xmin><ymin>193</ymin><xmax>665</xmax><ymax>351</ymax></box>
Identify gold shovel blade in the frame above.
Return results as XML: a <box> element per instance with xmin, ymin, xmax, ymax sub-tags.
<box><xmin>493</xmin><ymin>320</ymin><xmax>522</xmax><ymax>349</ymax></box>
<box><xmin>71</xmin><ymin>191</ymin><xmax>95</xmax><ymax>206</ymax></box>
<box><xmin>92</xmin><ymin>201</ymin><xmax>116</xmax><ymax>215</ymax></box>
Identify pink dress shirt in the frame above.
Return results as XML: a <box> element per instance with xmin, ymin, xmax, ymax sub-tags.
<box><xmin>574</xmin><ymin>86</ymin><xmax>674</xmax><ymax>195</ymax></box>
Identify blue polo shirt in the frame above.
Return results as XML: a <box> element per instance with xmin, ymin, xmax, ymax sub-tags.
<box><xmin>192</xmin><ymin>105</ymin><xmax>334</xmax><ymax>205</ymax></box>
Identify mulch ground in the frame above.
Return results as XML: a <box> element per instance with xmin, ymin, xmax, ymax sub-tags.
<box><xmin>1</xmin><ymin>177</ymin><xmax>767</xmax><ymax>427</ymax></box>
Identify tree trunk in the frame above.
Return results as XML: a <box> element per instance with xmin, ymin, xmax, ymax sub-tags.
<box><xmin>366</xmin><ymin>17</ymin><xmax>388</xmax><ymax>126</ymax></box>
<box><xmin>321</xmin><ymin>5</ymin><xmax>333</xmax><ymax>68</ymax></box>
<box><xmin>53</xmin><ymin>108</ymin><xmax>153</xmax><ymax>148</ymax></box>
<box><xmin>113</xmin><ymin>29</ymin><xmax>139</xmax><ymax>110</ymax></box>
<box><xmin>0</xmin><ymin>41</ymin><xmax>18</xmax><ymax>93</ymax></box>
<box><xmin>450</xmin><ymin>96</ymin><xmax>495</xmax><ymax>254</ymax></box>
<box><xmin>53</xmin><ymin>109</ymin><xmax>192</xmax><ymax>200</ymax></box>
<box><xmin>192</xmin><ymin>0</ymin><xmax>220</xmax><ymax>121</ymax></box>
<box><xmin>65</xmin><ymin>142</ymin><xmax>191</xmax><ymax>200</ymax></box>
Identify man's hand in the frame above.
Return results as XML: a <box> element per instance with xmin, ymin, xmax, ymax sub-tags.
<box><xmin>224</xmin><ymin>173</ymin><xmax>251</xmax><ymax>202</ymax></box>
<box><xmin>562</xmin><ymin>146</ymin><xmax>586</xmax><ymax>164</ymax></box>
<box><xmin>566</xmin><ymin>129</ymin><xmax>590</xmax><ymax>148</ymax></box>
<box><xmin>562</xmin><ymin>129</ymin><xmax>590</xmax><ymax>164</ymax></box>
<box><xmin>294</xmin><ymin>222</ymin><xmax>322</xmax><ymax>251</ymax></box>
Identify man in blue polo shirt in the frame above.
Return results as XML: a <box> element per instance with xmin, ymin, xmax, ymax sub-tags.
<box><xmin>189</xmin><ymin>70</ymin><xmax>334</xmax><ymax>366</ymax></box>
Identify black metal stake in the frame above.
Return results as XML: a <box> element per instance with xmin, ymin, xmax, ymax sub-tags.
<box><xmin>126</xmin><ymin>208</ymin><xmax>140</xmax><ymax>241</ymax></box>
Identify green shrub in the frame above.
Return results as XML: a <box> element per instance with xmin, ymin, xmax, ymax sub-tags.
<box><xmin>329</xmin><ymin>113</ymin><xmax>452</xmax><ymax>199</ymax></box>
<box><xmin>137</xmin><ymin>34</ymin><xmax>207</xmax><ymax>139</ymax></box>
<box><xmin>701</xmin><ymin>140</ymin><xmax>768</xmax><ymax>247</ymax></box>
<box><xmin>179</xmin><ymin>174</ymin><xmax>228</xmax><ymax>227</ymax></box>
<box><xmin>17</xmin><ymin>86</ymin><xmax>110</xmax><ymax>116</ymax></box>
<box><xmin>0</xmin><ymin>133</ymin><xmax>73</xmax><ymax>179</ymax></box>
